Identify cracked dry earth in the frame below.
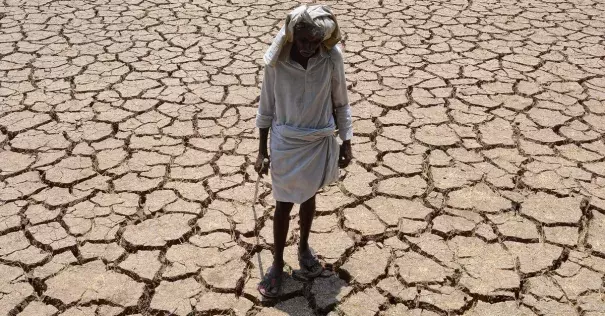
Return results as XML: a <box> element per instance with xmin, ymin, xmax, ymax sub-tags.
<box><xmin>1</xmin><ymin>0</ymin><xmax>605</xmax><ymax>315</ymax></box>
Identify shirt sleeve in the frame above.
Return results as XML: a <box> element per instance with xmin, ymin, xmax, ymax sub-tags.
<box><xmin>331</xmin><ymin>46</ymin><xmax>353</xmax><ymax>141</ymax></box>
<box><xmin>256</xmin><ymin>66</ymin><xmax>275</xmax><ymax>129</ymax></box>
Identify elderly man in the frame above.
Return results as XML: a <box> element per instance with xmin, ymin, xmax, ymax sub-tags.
<box><xmin>254</xmin><ymin>4</ymin><xmax>353</xmax><ymax>298</ymax></box>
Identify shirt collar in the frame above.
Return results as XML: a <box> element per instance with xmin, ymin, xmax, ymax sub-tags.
<box><xmin>318</xmin><ymin>44</ymin><xmax>329</xmax><ymax>58</ymax></box>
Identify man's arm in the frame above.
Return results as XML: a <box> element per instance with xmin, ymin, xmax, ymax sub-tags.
<box><xmin>255</xmin><ymin>66</ymin><xmax>275</xmax><ymax>175</ymax></box>
<box><xmin>255</xmin><ymin>127</ymin><xmax>270</xmax><ymax>175</ymax></box>
<box><xmin>331</xmin><ymin>45</ymin><xmax>353</xmax><ymax>168</ymax></box>
<box><xmin>258</xmin><ymin>127</ymin><xmax>270</xmax><ymax>156</ymax></box>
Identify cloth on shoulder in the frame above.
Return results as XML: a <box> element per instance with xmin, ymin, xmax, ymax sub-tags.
<box><xmin>263</xmin><ymin>4</ymin><xmax>342</xmax><ymax>67</ymax></box>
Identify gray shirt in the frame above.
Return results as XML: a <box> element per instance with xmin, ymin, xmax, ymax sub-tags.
<box><xmin>255</xmin><ymin>43</ymin><xmax>353</xmax><ymax>203</ymax></box>
<box><xmin>256</xmin><ymin>43</ymin><xmax>353</xmax><ymax>141</ymax></box>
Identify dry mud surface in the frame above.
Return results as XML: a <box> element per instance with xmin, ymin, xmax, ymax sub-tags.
<box><xmin>1</xmin><ymin>0</ymin><xmax>605</xmax><ymax>315</ymax></box>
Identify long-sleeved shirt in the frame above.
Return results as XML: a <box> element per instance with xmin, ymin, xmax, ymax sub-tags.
<box><xmin>256</xmin><ymin>43</ymin><xmax>353</xmax><ymax>141</ymax></box>
<box><xmin>255</xmin><ymin>43</ymin><xmax>353</xmax><ymax>203</ymax></box>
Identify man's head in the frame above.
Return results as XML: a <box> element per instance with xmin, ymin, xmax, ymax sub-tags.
<box><xmin>293</xmin><ymin>19</ymin><xmax>324</xmax><ymax>58</ymax></box>
<box><xmin>263</xmin><ymin>5</ymin><xmax>340</xmax><ymax>66</ymax></box>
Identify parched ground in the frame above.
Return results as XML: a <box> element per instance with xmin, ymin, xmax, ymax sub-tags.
<box><xmin>1</xmin><ymin>0</ymin><xmax>605</xmax><ymax>315</ymax></box>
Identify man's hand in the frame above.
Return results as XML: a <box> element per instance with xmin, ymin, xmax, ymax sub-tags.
<box><xmin>339</xmin><ymin>140</ymin><xmax>353</xmax><ymax>168</ymax></box>
<box><xmin>254</xmin><ymin>152</ymin><xmax>270</xmax><ymax>177</ymax></box>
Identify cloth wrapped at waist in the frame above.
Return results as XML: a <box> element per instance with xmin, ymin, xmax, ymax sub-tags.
<box><xmin>272</xmin><ymin>123</ymin><xmax>336</xmax><ymax>147</ymax></box>
<box><xmin>269</xmin><ymin>123</ymin><xmax>339</xmax><ymax>204</ymax></box>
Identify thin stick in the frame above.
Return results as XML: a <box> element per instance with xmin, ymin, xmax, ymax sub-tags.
<box><xmin>253</xmin><ymin>159</ymin><xmax>268</xmax><ymax>278</ymax></box>
<box><xmin>235</xmin><ymin>159</ymin><xmax>268</xmax><ymax>298</ymax></box>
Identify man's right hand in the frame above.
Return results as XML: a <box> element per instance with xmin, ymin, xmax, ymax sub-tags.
<box><xmin>254</xmin><ymin>153</ymin><xmax>270</xmax><ymax>177</ymax></box>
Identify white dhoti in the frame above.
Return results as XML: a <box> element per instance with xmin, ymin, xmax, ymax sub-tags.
<box><xmin>270</xmin><ymin>123</ymin><xmax>340</xmax><ymax>204</ymax></box>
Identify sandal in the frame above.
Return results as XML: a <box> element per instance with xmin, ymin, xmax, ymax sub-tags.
<box><xmin>257</xmin><ymin>265</ymin><xmax>283</xmax><ymax>298</ymax></box>
<box><xmin>297</xmin><ymin>247</ymin><xmax>323</xmax><ymax>279</ymax></box>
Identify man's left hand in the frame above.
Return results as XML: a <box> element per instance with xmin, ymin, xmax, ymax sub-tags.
<box><xmin>339</xmin><ymin>140</ymin><xmax>353</xmax><ymax>168</ymax></box>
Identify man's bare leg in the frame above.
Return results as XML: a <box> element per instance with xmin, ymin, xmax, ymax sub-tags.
<box><xmin>258</xmin><ymin>200</ymin><xmax>294</xmax><ymax>297</ymax></box>
<box><xmin>273</xmin><ymin>201</ymin><xmax>294</xmax><ymax>270</ymax></box>
<box><xmin>298</xmin><ymin>194</ymin><xmax>316</xmax><ymax>252</ymax></box>
<box><xmin>297</xmin><ymin>194</ymin><xmax>323</xmax><ymax>277</ymax></box>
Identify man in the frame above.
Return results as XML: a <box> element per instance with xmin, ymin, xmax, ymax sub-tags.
<box><xmin>254</xmin><ymin>4</ymin><xmax>353</xmax><ymax>298</ymax></box>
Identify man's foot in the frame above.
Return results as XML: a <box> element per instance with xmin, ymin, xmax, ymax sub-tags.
<box><xmin>297</xmin><ymin>246</ymin><xmax>323</xmax><ymax>279</ymax></box>
<box><xmin>257</xmin><ymin>263</ymin><xmax>284</xmax><ymax>298</ymax></box>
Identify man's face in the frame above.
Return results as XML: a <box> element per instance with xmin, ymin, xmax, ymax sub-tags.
<box><xmin>293</xmin><ymin>27</ymin><xmax>323</xmax><ymax>58</ymax></box>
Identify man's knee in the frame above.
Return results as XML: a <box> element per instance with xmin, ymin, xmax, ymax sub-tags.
<box><xmin>276</xmin><ymin>201</ymin><xmax>294</xmax><ymax>214</ymax></box>
<box><xmin>301</xmin><ymin>195</ymin><xmax>316</xmax><ymax>208</ymax></box>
